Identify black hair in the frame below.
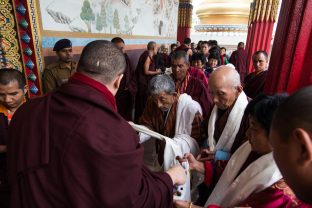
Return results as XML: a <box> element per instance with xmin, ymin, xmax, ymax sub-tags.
<box><xmin>252</xmin><ymin>50</ymin><xmax>269</xmax><ymax>61</ymax></box>
<box><xmin>191</xmin><ymin>53</ymin><xmax>206</xmax><ymax>65</ymax></box>
<box><xmin>183</xmin><ymin>38</ymin><xmax>191</xmax><ymax>45</ymax></box>
<box><xmin>170</xmin><ymin>43</ymin><xmax>178</xmax><ymax>51</ymax></box>
<box><xmin>111</xmin><ymin>37</ymin><xmax>125</xmax><ymax>44</ymax></box>
<box><xmin>272</xmin><ymin>86</ymin><xmax>312</xmax><ymax>141</ymax></box>
<box><xmin>0</xmin><ymin>68</ymin><xmax>26</xmax><ymax>89</ymax></box>
<box><xmin>245</xmin><ymin>93</ymin><xmax>288</xmax><ymax>135</ymax></box>
<box><xmin>208</xmin><ymin>50</ymin><xmax>220</xmax><ymax>60</ymax></box>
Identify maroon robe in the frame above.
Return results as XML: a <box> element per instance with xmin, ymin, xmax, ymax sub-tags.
<box><xmin>115</xmin><ymin>53</ymin><xmax>137</xmax><ymax>121</ymax></box>
<box><xmin>243</xmin><ymin>70</ymin><xmax>268</xmax><ymax>99</ymax></box>
<box><xmin>188</xmin><ymin>66</ymin><xmax>208</xmax><ymax>88</ymax></box>
<box><xmin>8</xmin><ymin>73</ymin><xmax>173</xmax><ymax>208</ymax></box>
<box><xmin>174</xmin><ymin>44</ymin><xmax>189</xmax><ymax>53</ymax></box>
<box><xmin>0</xmin><ymin>113</ymin><xmax>9</xmax><ymax>208</ymax></box>
<box><xmin>183</xmin><ymin>76</ymin><xmax>212</xmax><ymax>118</ymax></box>
<box><xmin>229</xmin><ymin>48</ymin><xmax>248</xmax><ymax>81</ymax></box>
<box><xmin>135</xmin><ymin>51</ymin><xmax>156</xmax><ymax>121</ymax></box>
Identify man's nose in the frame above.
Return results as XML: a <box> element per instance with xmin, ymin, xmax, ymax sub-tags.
<box><xmin>4</xmin><ymin>96</ymin><xmax>12</xmax><ymax>103</ymax></box>
<box><xmin>213</xmin><ymin>96</ymin><xmax>219</xmax><ymax>104</ymax></box>
<box><xmin>157</xmin><ymin>100</ymin><xmax>163</xmax><ymax>108</ymax></box>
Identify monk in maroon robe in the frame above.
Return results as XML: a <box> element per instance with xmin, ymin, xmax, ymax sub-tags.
<box><xmin>0</xmin><ymin>69</ymin><xmax>28</xmax><ymax>208</ymax></box>
<box><xmin>229</xmin><ymin>42</ymin><xmax>248</xmax><ymax>82</ymax></box>
<box><xmin>111</xmin><ymin>37</ymin><xmax>137</xmax><ymax>121</ymax></box>
<box><xmin>135</xmin><ymin>41</ymin><xmax>162</xmax><ymax>121</ymax></box>
<box><xmin>170</xmin><ymin>50</ymin><xmax>213</xmax><ymax>118</ymax></box>
<box><xmin>188</xmin><ymin>66</ymin><xmax>208</xmax><ymax>88</ymax></box>
<box><xmin>175</xmin><ymin>38</ymin><xmax>193</xmax><ymax>58</ymax></box>
<box><xmin>8</xmin><ymin>41</ymin><xmax>186</xmax><ymax>208</ymax></box>
<box><xmin>243</xmin><ymin>50</ymin><xmax>269</xmax><ymax>99</ymax></box>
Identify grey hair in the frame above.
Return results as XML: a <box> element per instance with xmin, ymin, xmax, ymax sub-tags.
<box><xmin>170</xmin><ymin>50</ymin><xmax>189</xmax><ymax>64</ymax></box>
<box><xmin>213</xmin><ymin>64</ymin><xmax>241</xmax><ymax>87</ymax></box>
<box><xmin>148</xmin><ymin>74</ymin><xmax>176</xmax><ymax>95</ymax></box>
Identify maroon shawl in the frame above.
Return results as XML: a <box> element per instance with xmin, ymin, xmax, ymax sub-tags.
<box><xmin>8</xmin><ymin>73</ymin><xmax>173</xmax><ymax>208</ymax></box>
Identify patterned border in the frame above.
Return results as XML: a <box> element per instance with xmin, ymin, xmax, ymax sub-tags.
<box><xmin>28</xmin><ymin>0</ymin><xmax>43</xmax><ymax>74</ymax></box>
<box><xmin>13</xmin><ymin>0</ymin><xmax>42</xmax><ymax>96</ymax></box>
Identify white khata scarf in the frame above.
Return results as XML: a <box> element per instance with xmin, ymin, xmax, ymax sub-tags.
<box><xmin>207</xmin><ymin>91</ymin><xmax>248</xmax><ymax>152</ymax></box>
<box><xmin>205</xmin><ymin>142</ymin><xmax>282</xmax><ymax>207</ymax></box>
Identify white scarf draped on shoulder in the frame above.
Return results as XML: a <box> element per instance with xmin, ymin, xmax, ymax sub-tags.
<box><xmin>175</xmin><ymin>93</ymin><xmax>202</xmax><ymax>136</ymax></box>
<box><xmin>205</xmin><ymin>141</ymin><xmax>283</xmax><ymax>207</ymax></box>
<box><xmin>207</xmin><ymin>91</ymin><xmax>248</xmax><ymax>152</ymax></box>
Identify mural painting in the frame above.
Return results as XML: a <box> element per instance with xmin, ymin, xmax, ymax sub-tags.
<box><xmin>39</xmin><ymin>0</ymin><xmax>179</xmax><ymax>37</ymax></box>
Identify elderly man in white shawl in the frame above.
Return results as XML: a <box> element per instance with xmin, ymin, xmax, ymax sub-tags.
<box><xmin>134</xmin><ymin>74</ymin><xmax>203</xmax><ymax>165</ymax></box>
<box><xmin>194</xmin><ymin>64</ymin><xmax>250</xmax><ymax>206</ymax></box>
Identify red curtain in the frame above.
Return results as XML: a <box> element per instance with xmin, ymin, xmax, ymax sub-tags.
<box><xmin>177</xmin><ymin>27</ymin><xmax>191</xmax><ymax>43</ymax></box>
<box><xmin>264</xmin><ymin>0</ymin><xmax>312</xmax><ymax>94</ymax></box>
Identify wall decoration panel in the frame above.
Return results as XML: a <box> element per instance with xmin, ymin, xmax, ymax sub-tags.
<box><xmin>0</xmin><ymin>0</ymin><xmax>23</xmax><ymax>71</ymax></box>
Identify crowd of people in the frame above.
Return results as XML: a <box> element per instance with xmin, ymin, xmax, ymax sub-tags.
<box><xmin>0</xmin><ymin>36</ymin><xmax>311</xmax><ymax>208</ymax></box>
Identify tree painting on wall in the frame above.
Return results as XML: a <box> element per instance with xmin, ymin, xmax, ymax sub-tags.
<box><xmin>41</xmin><ymin>0</ymin><xmax>179</xmax><ymax>37</ymax></box>
<box><xmin>80</xmin><ymin>0</ymin><xmax>95</xmax><ymax>32</ymax></box>
<box><xmin>113</xmin><ymin>9</ymin><xmax>120</xmax><ymax>33</ymax></box>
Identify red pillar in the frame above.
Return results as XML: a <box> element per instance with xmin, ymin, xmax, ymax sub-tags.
<box><xmin>264</xmin><ymin>0</ymin><xmax>312</xmax><ymax>94</ymax></box>
<box><xmin>177</xmin><ymin>0</ymin><xmax>192</xmax><ymax>43</ymax></box>
<box><xmin>246</xmin><ymin>0</ymin><xmax>280</xmax><ymax>73</ymax></box>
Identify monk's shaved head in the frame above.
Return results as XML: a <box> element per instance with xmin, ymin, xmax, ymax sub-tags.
<box><xmin>272</xmin><ymin>86</ymin><xmax>312</xmax><ymax>140</ymax></box>
<box><xmin>208</xmin><ymin>64</ymin><xmax>242</xmax><ymax>110</ymax></box>
<box><xmin>77</xmin><ymin>40</ymin><xmax>126</xmax><ymax>84</ymax></box>
<box><xmin>209</xmin><ymin>64</ymin><xmax>241</xmax><ymax>88</ymax></box>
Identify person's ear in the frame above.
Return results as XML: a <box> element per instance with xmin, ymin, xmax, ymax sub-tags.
<box><xmin>292</xmin><ymin>128</ymin><xmax>312</xmax><ymax>166</ymax></box>
<box><xmin>113</xmin><ymin>73</ymin><xmax>124</xmax><ymax>90</ymax></box>
<box><xmin>23</xmin><ymin>85</ymin><xmax>28</xmax><ymax>95</ymax></box>
<box><xmin>236</xmin><ymin>85</ymin><xmax>243</xmax><ymax>93</ymax></box>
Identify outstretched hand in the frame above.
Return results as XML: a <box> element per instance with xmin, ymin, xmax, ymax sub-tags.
<box><xmin>174</xmin><ymin>200</ymin><xmax>202</xmax><ymax>208</ymax></box>
<box><xmin>177</xmin><ymin>153</ymin><xmax>205</xmax><ymax>174</ymax></box>
<box><xmin>196</xmin><ymin>148</ymin><xmax>215</xmax><ymax>161</ymax></box>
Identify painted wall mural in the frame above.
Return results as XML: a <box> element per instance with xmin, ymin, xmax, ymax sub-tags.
<box><xmin>39</xmin><ymin>0</ymin><xmax>179</xmax><ymax>37</ymax></box>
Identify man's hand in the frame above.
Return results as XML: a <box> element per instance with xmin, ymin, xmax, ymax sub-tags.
<box><xmin>174</xmin><ymin>200</ymin><xmax>202</xmax><ymax>208</ymax></box>
<box><xmin>166</xmin><ymin>164</ymin><xmax>187</xmax><ymax>185</ymax></box>
<box><xmin>196</xmin><ymin>148</ymin><xmax>215</xmax><ymax>161</ymax></box>
<box><xmin>177</xmin><ymin>153</ymin><xmax>205</xmax><ymax>174</ymax></box>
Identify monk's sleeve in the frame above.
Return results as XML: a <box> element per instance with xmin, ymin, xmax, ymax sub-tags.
<box><xmin>191</xmin><ymin>111</ymin><xmax>204</xmax><ymax>146</ymax></box>
<box><xmin>139</xmin><ymin>97</ymin><xmax>159</xmax><ymax>130</ymax></box>
<box><xmin>61</xmin><ymin>131</ymin><xmax>173</xmax><ymax>207</ymax></box>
